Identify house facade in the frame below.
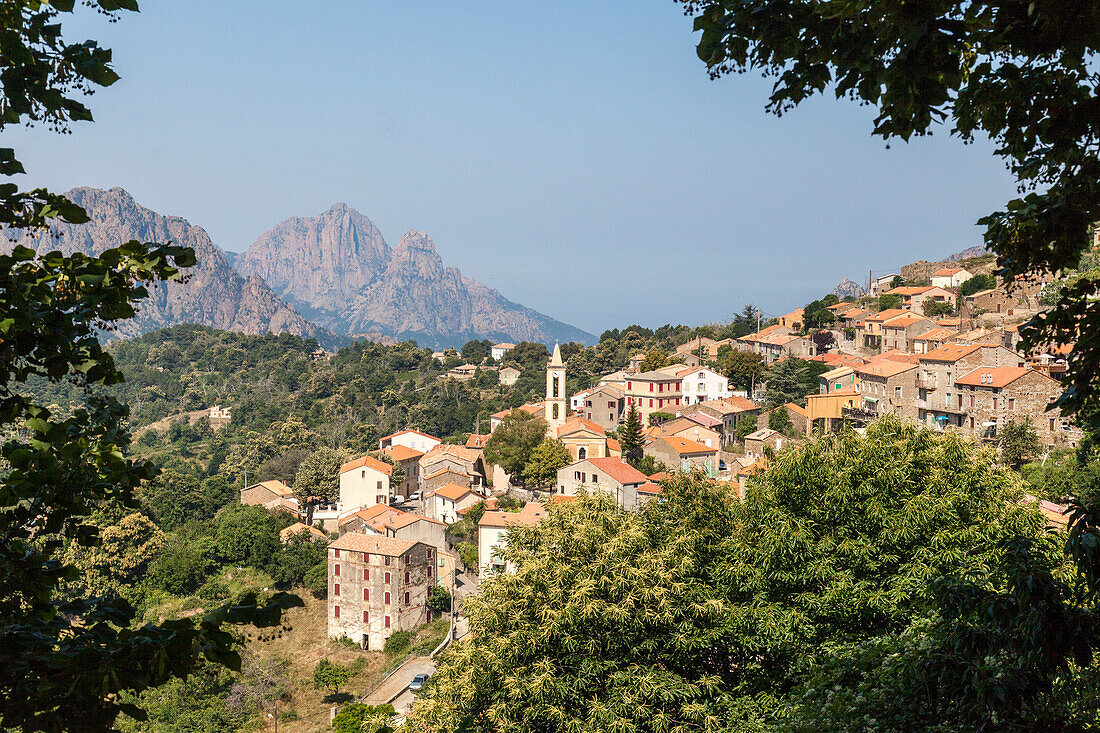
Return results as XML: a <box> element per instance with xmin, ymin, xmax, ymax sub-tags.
<box><xmin>339</xmin><ymin>454</ymin><xmax>394</xmax><ymax>511</ymax></box>
<box><xmin>477</xmin><ymin>502</ymin><xmax>547</xmax><ymax>575</ymax></box>
<box><xmin>644</xmin><ymin>436</ymin><xmax>718</xmax><ymax>475</ymax></box>
<box><xmin>555</xmin><ymin>457</ymin><xmax>649</xmax><ymax>507</ymax></box>
<box><xmin>327</xmin><ymin>535</ymin><xmax>435</xmax><ymax>651</ymax></box>
<box><xmin>678</xmin><ymin>366</ymin><xmax>732</xmax><ymax>405</ymax></box>
<box><xmin>931</xmin><ymin>267</ymin><xmax>973</xmax><ymax>289</ymax></box>
<box><xmin>579</xmin><ymin>384</ymin><xmax>624</xmax><ymax>432</ymax></box>
<box><xmin>379</xmin><ymin>429</ymin><xmax>441</xmax><ymax>455</ymax></box>
<box><xmin>624</xmin><ymin>370</ymin><xmax>683</xmax><ymax>425</ymax></box>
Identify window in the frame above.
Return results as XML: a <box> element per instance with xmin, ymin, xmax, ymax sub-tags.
<box><xmin>578</xmin><ymin>447</ymin><xmax>586</xmax><ymax>460</ymax></box>
<box><xmin>992</xmin><ymin>397</ymin><xmax>998</xmax><ymax>410</ymax></box>
<box><xmin>385</xmin><ymin>556</ymin><xmax>391</xmax><ymax>566</ymax></box>
<box><xmin>970</xmin><ymin>395</ymin><xmax>975</xmax><ymax>407</ymax></box>
<box><xmin>363</xmin><ymin>588</ymin><xmax>369</xmax><ymax>601</ymax></box>
<box><xmin>404</xmin><ymin>571</ymin><xmax>411</xmax><ymax>584</ymax></box>
<box><xmin>363</xmin><ymin>553</ymin><xmax>370</xmax><ymax>563</ymax></box>
<box><xmin>363</xmin><ymin>568</ymin><xmax>369</xmax><ymax>581</ymax></box>
<box><xmin>361</xmin><ymin>470</ymin><xmax>365</xmax><ymax>478</ymax></box>
<box><xmin>894</xmin><ymin>386</ymin><xmax>902</xmax><ymax>399</ymax></box>
<box><xmin>427</xmin><ymin>548</ymin><xmax>433</xmax><ymax>560</ymax></box>
<box><xmin>334</xmin><ymin>583</ymin><xmax>340</xmax><ymax>596</ymax></box>
<box><xmin>384</xmin><ymin>591</ymin><xmax>391</xmax><ymax>605</ymax></box>
<box><xmin>404</xmin><ymin>591</ymin><xmax>410</xmax><ymax>605</ymax></box>
<box><xmin>1050</xmin><ymin>418</ymin><xmax>1056</xmax><ymax>431</ymax></box>
<box><xmin>384</xmin><ymin>614</ymin><xmax>391</xmax><ymax>628</ymax></box>
<box><xmin>334</xmin><ymin>605</ymin><xmax>340</xmax><ymax>619</ymax></box>
<box><xmin>385</xmin><ymin>572</ymin><xmax>391</xmax><ymax>584</ymax></box>
<box><xmin>659</xmin><ymin>383</ymin><xmax>664</xmax><ymax>392</ymax></box>
<box><xmin>428</xmin><ymin>565</ymin><xmax>433</xmax><ymax>578</ymax></box>
<box><xmin>334</xmin><ymin>564</ymin><xmax>341</xmax><ymax>577</ymax></box>
<box><xmin>404</xmin><ymin>554</ymin><xmax>411</xmax><ymax>564</ymax></box>
<box><xmin>591</xmin><ymin>473</ymin><xmax>599</xmax><ymax>484</ymax></box>
<box><xmin>627</xmin><ymin>381</ymin><xmax>632</xmax><ymax>390</ymax></box>
<box><xmin>362</xmin><ymin>610</ymin><xmax>369</xmax><ymax>623</ymax></box>
<box><xmin>333</xmin><ymin>549</ymin><xmax>341</xmax><ymax>559</ymax></box>
<box><xmin>649</xmin><ymin>399</ymin><xmax>653</xmax><ymax>407</ymax></box>
<box><xmin>649</xmin><ymin>383</ymin><xmax>654</xmax><ymax>392</ymax></box>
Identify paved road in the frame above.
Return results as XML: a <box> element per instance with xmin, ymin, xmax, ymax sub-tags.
<box><xmin>363</xmin><ymin>656</ymin><xmax>435</xmax><ymax>707</ymax></box>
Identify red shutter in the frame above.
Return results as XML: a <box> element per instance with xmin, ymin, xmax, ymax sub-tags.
<box><xmin>384</xmin><ymin>591</ymin><xmax>391</xmax><ymax>605</ymax></box>
<box><xmin>384</xmin><ymin>615</ymin><xmax>391</xmax><ymax>628</ymax></box>
<box><xmin>362</xmin><ymin>610</ymin><xmax>369</xmax><ymax>623</ymax></box>
<box><xmin>334</xmin><ymin>605</ymin><xmax>340</xmax><ymax>618</ymax></box>
<box><xmin>334</xmin><ymin>583</ymin><xmax>340</xmax><ymax>596</ymax></box>
<box><xmin>404</xmin><ymin>571</ymin><xmax>410</xmax><ymax>584</ymax></box>
<box><xmin>363</xmin><ymin>588</ymin><xmax>369</xmax><ymax>601</ymax></box>
<box><xmin>404</xmin><ymin>591</ymin><xmax>410</xmax><ymax>605</ymax></box>
<box><xmin>334</xmin><ymin>564</ymin><xmax>341</xmax><ymax>576</ymax></box>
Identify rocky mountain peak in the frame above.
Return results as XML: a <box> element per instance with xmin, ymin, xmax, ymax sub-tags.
<box><xmin>394</xmin><ymin>230</ymin><xmax>437</xmax><ymax>253</ymax></box>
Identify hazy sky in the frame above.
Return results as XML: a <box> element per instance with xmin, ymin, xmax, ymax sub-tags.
<box><xmin>7</xmin><ymin>1</ymin><xmax>1017</xmax><ymax>335</ymax></box>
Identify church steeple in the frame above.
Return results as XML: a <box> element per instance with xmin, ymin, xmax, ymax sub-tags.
<box><xmin>545</xmin><ymin>343</ymin><xmax>566</xmax><ymax>434</ymax></box>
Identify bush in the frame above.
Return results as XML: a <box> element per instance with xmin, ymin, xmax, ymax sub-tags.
<box><xmin>332</xmin><ymin>703</ymin><xmax>395</xmax><ymax>733</ymax></box>
<box><xmin>384</xmin><ymin>631</ymin><xmax>413</xmax><ymax>654</ymax></box>
<box><xmin>151</xmin><ymin>533</ymin><xmax>217</xmax><ymax>596</ymax></box>
<box><xmin>266</xmin><ymin>532</ymin><xmax>327</xmax><ymax>589</ymax></box>
<box><xmin>303</xmin><ymin>562</ymin><xmax>328</xmax><ymax>599</ymax></box>
<box><xmin>427</xmin><ymin>585</ymin><xmax>452</xmax><ymax>614</ymax></box>
<box><xmin>196</xmin><ymin>578</ymin><xmax>230</xmax><ymax>602</ymax></box>
<box><xmin>456</xmin><ymin>542</ymin><xmax>478</xmax><ymax>572</ymax></box>
<box><xmin>213</xmin><ymin>503</ymin><xmax>280</xmax><ymax>567</ymax></box>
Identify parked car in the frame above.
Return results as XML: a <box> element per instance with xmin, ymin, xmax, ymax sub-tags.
<box><xmin>409</xmin><ymin>673</ymin><xmax>430</xmax><ymax>692</ymax></box>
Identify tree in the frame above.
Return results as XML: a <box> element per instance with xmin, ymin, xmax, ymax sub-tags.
<box><xmin>719</xmin><ymin>349</ymin><xmax>766</xmax><ymax>392</ymax></box>
<box><xmin>958</xmin><ymin>273</ymin><xmax>997</xmax><ymax>298</ymax></box>
<box><xmin>265</xmin><ymin>532</ymin><xmax>327</xmax><ymax>589</ymax></box>
<box><xmin>65</xmin><ymin>511</ymin><xmax>164</xmax><ymax>601</ymax></box>
<box><xmin>640</xmin><ymin>349</ymin><xmax>668</xmax><ymax>372</ymax></box>
<box><xmin>332</xmin><ymin>703</ymin><xmax>396</xmax><ymax>733</ymax></box>
<box><xmin>213</xmin><ymin>504</ymin><xmax>280</xmax><ymax>568</ymax></box>
<box><xmin>461</xmin><ymin>339</ymin><xmax>491</xmax><ymax>364</ymax></box>
<box><xmin>811</xmin><ymin>329</ymin><xmax>835</xmax><ymax>352</ymax></box>
<box><xmin>303</xmin><ymin>562</ymin><xmax>328</xmax><ymax>599</ymax></box>
<box><xmin>311</xmin><ymin>659</ymin><xmax>351</xmax><ymax>697</ymax></box>
<box><xmin>648</xmin><ymin>411</ymin><xmax>675</xmax><ymax>426</ymax></box>
<box><xmin>407</xmin><ymin>419</ymin><xmax>1092</xmax><ymax>732</ymax></box>
<box><xmin>764</xmin><ymin>358</ymin><xmax>809</xmax><ymax>408</ymax></box>
<box><xmin>427</xmin><ymin>585</ymin><xmax>453</xmax><ymax>614</ymax></box>
<box><xmin>484</xmin><ymin>410</ymin><xmax>547</xmax><ymax>483</ymax></box>
<box><xmin>618</xmin><ymin>403</ymin><xmax>645</xmax><ymax>467</ymax></box>
<box><xmin>151</xmin><ymin>533</ymin><xmax>218</xmax><ymax>597</ymax></box>
<box><xmin>768</xmin><ymin>405</ymin><xmax>791</xmax><ymax>435</ymax></box>
<box><xmin>0</xmin><ymin>7</ymin><xmax>297</xmax><ymax>726</ymax></box>
<box><xmin>878</xmin><ymin>293</ymin><xmax>903</xmax><ymax>311</ymax></box>
<box><xmin>292</xmin><ymin>447</ymin><xmax>347</xmax><ymax>508</ymax></box>
<box><xmin>922</xmin><ymin>298</ymin><xmax>956</xmax><ymax>317</ymax></box>
<box><xmin>1000</xmin><ymin>419</ymin><xmax>1041</xmax><ymax>470</ymax></box>
<box><xmin>522</xmin><ymin>439</ymin><xmax>571</xmax><ymax>487</ymax></box>
<box><xmin>803</xmin><ymin>299</ymin><xmax>836</xmax><ymax>329</ymax></box>
<box><xmin>734</xmin><ymin>414</ymin><xmax>758</xmax><ymax>440</ymax></box>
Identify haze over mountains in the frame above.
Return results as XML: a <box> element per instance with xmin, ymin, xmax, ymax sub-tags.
<box><xmin>5</xmin><ymin>188</ymin><xmax>594</xmax><ymax>348</ymax></box>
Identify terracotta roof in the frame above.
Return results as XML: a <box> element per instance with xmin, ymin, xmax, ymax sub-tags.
<box><xmin>498</xmin><ymin>366</ymin><xmax>521</xmax><ymax>374</ymax></box>
<box><xmin>465</xmin><ymin>433</ymin><xmax>491</xmax><ymax>449</ymax></box>
<box><xmin>955</xmin><ymin>366</ymin><xmax>1032</xmax><ymax>388</ymax></box>
<box><xmin>247</xmin><ymin>479</ymin><xmax>293</xmax><ymax>496</ymax></box>
<box><xmin>827</xmin><ymin>301</ymin><xmax>859</xmax><ymax>311</ymax></box>
<box><xmin>648</xmin><ymin>471</ymin><xmax>673</xmax><ymax>481</ymax></box>
<box><xmin>724</xmin><ymin>395</ymin><xmax>758</xmax><ymax>411</ymax></box>
<box><xmin>932</xmin><ymin>267</ymin><xmax>965</xmax><ymax>277</ymax></box>
<box><xmin>381</xmin><ymin>428</ymin><xmax>440</xmax><ymax>443</ymax></box>
<box><xmin>479</xmin><ymin>502</ymin><xmax>546</xmax><ymax>528</ymax></box>
<box><xmin>871</xmin><ymin>349</ymin><xmax>922</xmax><ymax>365</ymax></box>
<box><xmin>659</xmin><ymin>435</ymin><xmax>716</xmax><ymax>455</ymax></box>
<box><xmin>340</xmin><ymin>453</ymin><xmax>393</xmax><ymax>476</ymax></box>
<box><xmin>883</xmin><ymin>314</ymin><xmax>929</xmax><ymax>327</ymax></box>
<box><xmin>429</xmin><ymin>482</ymin><xmax>484</xmax><ymax>502</ymax></box>
<box><xmin>783</xmin><ymin>402</ymin><xmax>808</xmax><ymax>418</ymax></box>
<box><xmin>556</xmin><ymin>416</ymin><xmax>606</xmax><ymax>438</ymax></box>
<box><xmin>887</xmin><ymin>285</ymin><xmax>938</xmax><ymax>296</ymax></box>
<box><xmin>422</xmin><ymin>467</ymin><xmax>470</xmax><ymax>481</ymax></box>
<box><xmin>583</xmin><ymin>456</ymin><xmax>649</xmax><ymax>484</ymax></box>
<box><xmin>491</xmin><ymin>403</ymin><xmax>544</xmax><ymax>420</ymax></box>
<box><xmin>637</xmin><ymin>482</ymin><xmax>663</xmax><ymax>495</ymax></box>
<box><xmin>458</xmin><ymin>498</ymin><xmax>497</xmax><ymax>515</ymax></box>
<box><xmin>384</xmin><ymin>445</ymin><xmax>424</xmax><ymax>462</ymax></box>
<box><xmin>279</xmin><ymin>522</ymin><xmax>327</xmax><ymax>541</ymax></box>
<box><xmin>606</xmin><ymin>437</ymin><xmax>621</xmax><ymax>452</ymax></box>
<box><xmin>855</xmin><ymin>360</ymin><xmax>918</xmax><ymax>378</ymax></box>
<box><xmin>866</xmin><ymin>309</ymin><xmax>909</xmax><ymax>322</ymax></box>
<box><xmin>677</xmin><ymin>411</ymin><xmax>723</xmax><ymax>429</ymax></box>
<box><xmin>920</xmin><ymin>343</ymin><xmax>983</xmax><ymax>363</ymax></box>
<box><xmin>737</xmin><ymin>457</ymin><xmax>769</xmax><ymax>477</ymax></box>
<box><xmin>630</xmin><ymin>370</ymin><xmax>682</xmax><ymax>381</ymax></box>
<box><xmin>808</xmin><ymin>387</ymin><xmax>860</xmax><ymax>397</ymax></box>
<box><xmin>492</xmin><ymin>342</ymin><xmax>516</xmax><ymax>349</ymax></box>
<box><xmin>422</xmin><ymin>444</ymin><xmax>480</xmax><ymax>464</ymax></box>
<box><xmin>913</xmin><ymin>328</ymin><xmax>957</xmax><ymax>341</ymax></box>
<box><xmin>329</xmin><ymin>533</ymin><xmax>420</xmax><ymax>556</ymax></box>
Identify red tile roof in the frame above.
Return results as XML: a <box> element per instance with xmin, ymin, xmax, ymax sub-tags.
<box><xmin>920</xmin><ymin>343</ymin><xmax>983</xmax><ymax>362</ymax></box>
<box><xmin>429</xmin><ymin>482</ymin><xmax>485</xmax><ymax>502</ymax></box>
<box><xmin>465</xmin><ymin>433</ymin><xmax>491</xmax><ymax>449</ymax></box>
<box><xmin>340</xmin><ymin>453</ymin><xmax>393</xmax><ymax>476</ymax></box>
<box><xmin>954</xmin><ymin>366</ymin><xmax>1032</xmax><ymax>388</ymax></box>
<box><xmin>659</xmin><ymin>435</ymin><xmax>717</xmax><ymax>456</ymax></box>
<box><xmin>584</xmin><ymin>456</ymin><xmax>649</xmax><ymax>485</ymax></box>
<box><xmin>478</xmin><ymin>502</ymin><xmax>546</xmax><ymax>528</ymax></box>
<box><xmin>329</xmin><ymin>533</ymin><xmax>420</xmax><ymax>556</ymax></box>
<box><xmin>384</xmin><ymin>445</ymin><xmax>424</xmax><ymax>462</ymax></box>
<box><xmin>247</xmin><ymin>480</ymin><xmax>293</xmax><ymax>496</ymax></box>
<box><xmin>556</xmin><ymin>417</ymin><xmax>606</xmax><ymax>438</ymax></box>
<box><xmin>381</xmin><ymin>429</ymin><xmax>440</xmax><ymax>443</ymax></box>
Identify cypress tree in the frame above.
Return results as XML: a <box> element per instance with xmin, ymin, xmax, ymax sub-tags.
<box><xmin>619</xmin><ymin>402</ymin><xmax>644</xmax><ymax>467</ymax></box>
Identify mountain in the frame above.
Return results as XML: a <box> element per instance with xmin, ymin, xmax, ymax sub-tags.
<box><xmin>236</xmin><ymin>204</ymin><xmax>595</xmax><ymax>347</ymax></box>
<box><xmin>831</xmin><ymin>278</ymin><xmax>866</xmax><ymax>299</ymax></box>
<box><xmin>945</xmin><ymin>245</ymin><xmax>989</xmax><ymax>262</ymax></box>
<box><xmin>4</xmin><ymin>188</ymin><xmax>336</xmax><ymax>345</ymax></box>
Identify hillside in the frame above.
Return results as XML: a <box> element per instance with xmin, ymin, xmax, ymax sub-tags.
<box><xmin>236</xmin><ymin>204</ymin><xmax>595</xmax><ymax>347</ymax></box>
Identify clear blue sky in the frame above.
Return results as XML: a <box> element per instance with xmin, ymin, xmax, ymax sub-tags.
<box><xmin>7</xmin><ymin>1</ymin><xmax>1017</xmax><ymax>335</ymax></box>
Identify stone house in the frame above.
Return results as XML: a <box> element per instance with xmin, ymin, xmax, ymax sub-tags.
<box><xmin>744</xmin><ymin>428</ymin><xmax>784</xmax><ymax>460</ymax></box>
<box><xmin>778</xmin><ymin>309</ymin><xmax>805</xmax><ymax>330</ymax></box>
<box><xmin>208</xmin><ymin>404</ymin><xmax>232</xmax><ymax>429</ymax></box>
<box><xmin>424</xmin><ymin>482</ymin><xmax>489</xmax><ymax>525</ymax></box>
<box><xmin>420</xmin><ymin>445</ymin><xmax>487</xmax><ymax>488</ymax></box>
<box><xmin>422</xmin><ymin>467</ymin><xmax>473</xmax><ymax>494</ymax></box>
<box><xmin>554</xmin><ymin>457</ymin><xmax>649</xmax><ymax>507</ymax></box>
<box><xmin>885</xmin><ymin>285</ymin><xmax>955</xmax><ymax>313</ymax></box>
<box><xmin>915</xmin><ymin>344</ymin><xmax>1025</xmax><ymax>430</ymax></box>
<box><xmin>489</xmin><ymin>402</ymin><xmax>544</xmax><ymax>431</ymax></box>
<box><xmin>854</xmin><ymin>360</ymin><xmax>918</xmax><ymax>419</ymax></box>
<box><xmin>911</xmin><ymin>327</ymin><xmax>958</xmax><ymax>354</ymax></box>
<box><xmin>381</xmin><ymin>444</ymin><xmax>424</xmax><ymax>499</ymax></box>
<box><xmin>478</xmin><ymin>502</ymin><xmax>547</xmax><ymax>575</ymax></box>
<box><xmin>337</xmin><ymin>504</ymin><xmax>447</xmax><ymax>552</ymax></box>
<box><xmin>953</xmin><ymin>366</ymin><xmax>1078</xmax><ymax>446</ymax></box>
<box><xmin>644</xmin><ymin>436</ymin><xmax>718</xmax><ymax>475</ymax></box>
<box><xmin>681</xmin><ymin>396</ymin><xmax>760</xmax><ymax>446</ymax></box>
<box><xmin>675</xmin><ymin>337</ymin><xmax>719</xmax><ymax>361</ymax></box>
<box><xmin>659</xmin><ymin>415</ymin><xmax>721</xmax><ymax>449</ymax></box>
<box><xmin>881</xmin><ymin>313</ymin><xmax>935</xmax><ymax>352</ymax></box>
<box><xmin>241</xmin><ymin>480</ymin><xmax>298</xmax><ymax>517</ymax></box>
<box><xmin>327</xmin><ymin>535</ymin><xmax>435</xmax><ymax>651</ymax></box>
<box><xmin>963</xmin><ymin>288</ymin><xmax>1017</xmax><ymax>316</ymax></box>
<box><xmin>819</xmin><ymin>365</ymin><xmax>858</xmax><ymax>394</ymax></box>
<box><xmin>579</xmin><ymin>383</ymin><xmax>624</xmax><ymax>432</ymax></box>
<box><xmin>761</xmin><ymin>402</ymin><xmax>808</xmax><ymax>435</ymax></box>
<box><xmin>855</xmin><ymin>309</ymin><xmax>909</xmax><ymax>351</ymax></box>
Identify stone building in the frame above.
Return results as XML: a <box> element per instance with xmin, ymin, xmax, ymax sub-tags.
<box><xmin>327</xmin><ymin>534</ymin><xmax>436</xmax><ymax>651</ymax></box>
<box><xmin>953</xmin><ymin>366</ymin><xmax>1078</xmax><ymax>446</ymax></box>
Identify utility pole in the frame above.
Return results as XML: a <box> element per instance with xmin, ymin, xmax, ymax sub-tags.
<box><xmin>451</xmin><ymin>562</ymin><xmax>458</xmax><ymax>640</ymax></box>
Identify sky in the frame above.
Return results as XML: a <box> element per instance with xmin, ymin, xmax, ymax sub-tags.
<box><xmin>6</xmin><ymin>1</ymin><xmax>1018</xmax><ymax>336</ymax></box>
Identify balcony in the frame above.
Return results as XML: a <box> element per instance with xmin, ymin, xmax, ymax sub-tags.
<box><xmin>842</xmin><ymin>406</ymin><xmax>879</xmax><ymax>423</ymax></box>
<box><xmin>916</xmin><ymin>378</ymin><xmax>937</xmax><ymax>391</ymax></box>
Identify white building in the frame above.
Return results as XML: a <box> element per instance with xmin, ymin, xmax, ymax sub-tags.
<box><xmin>930</xmin><ymin>267</ymin><xmax>974</xmax><ymax>289</ymax></box>
<box><xmin>490</xmin><ymin>342</ymin><xmax>516</xmax><ymax>361</ymax></box>
<box><xmin>477</xmin><ymin>502</ymin><xmax>546</xmax><ymax>575</ymax></box>
<box><xmin>339</xmin><ymin>454</ymin><xmax>394</xmax><ymax>511</ymax></box>
<box><xmin>570</xmin><ymin>389</ymin><xmax>592</xmax><ymax>412</ymax></box>
<box><xmin>379</xmin><ymin>429</ymin><xmax>441</xmax><ymax>455</ymax></box>
<box><xmin>677</xmin><ymin>366</ymin><xmax>732</xmax><ymax>405</ymax></box>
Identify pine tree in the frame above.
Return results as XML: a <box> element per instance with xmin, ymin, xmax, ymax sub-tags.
<box><xmin>619</xmin><ymin>403</ymin><xmax>644</xmax><ymax>467</ymax></box>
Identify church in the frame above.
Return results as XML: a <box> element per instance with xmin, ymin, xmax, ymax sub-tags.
<box><xmin>544</xmin><ymin>344</ymin><xmax>612</xmax><ymax>462</ymax></box>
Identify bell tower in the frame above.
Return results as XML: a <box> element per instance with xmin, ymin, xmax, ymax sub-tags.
<box><xmin>545</xmin><ymin>343</ymin><xmax>567</xmax><ymax>434</ymax></box>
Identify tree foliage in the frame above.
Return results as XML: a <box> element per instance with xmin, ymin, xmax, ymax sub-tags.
<box><xmin>407</xmin><ymin>418</ymin><xmax>1097</xmax><ymax>732</ymax></box>
<box><xmin>959</xmin><ymin>273</ymin><xmax>998</xmax><ymax>298</ymax></box>
<box><xmin>522</xmin><ymin>439</ymin><xmax>571</xmax><ymax>487</ymax></box>
<box><xmin>484</xmin><ymin>409</ymin><xmax>547</xmax><ymax>483</ymax></box>
<box><xmin>1000</xmin><ymin>418</ymin><xmax>1041</xmax><ymax>470</ymax></box>
<box><xmin>292</xmin><ymin>446</ymin><xmax>347</xmax><ymax>506</ymax></box>
<box><xmin>618</xmin><ymin>402</ymin><xmax>644</xmax><ymax>467</ymax></box>
<box><xmin>311</xmin><ymin>659</ymin><xmax>351</xmax><ymax>695</ymax></box>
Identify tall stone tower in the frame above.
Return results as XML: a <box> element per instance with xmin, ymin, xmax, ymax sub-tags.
<box><xmin>545</xmin><ymin>343</ymin><xmax>567</xmax><ymax>434</ymax></box>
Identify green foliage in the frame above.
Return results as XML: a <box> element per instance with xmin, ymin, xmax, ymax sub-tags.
<box><xmin>383</xmin><ymin>631</ymin><xmax>414</xmax><ymax>655</ymax></box>
<box><xmin>735</xmin><ymin>415</ymin><xmax>759</xmax><ymax>441</ymax></box>
<box><xmin>632</xmin><ymin>454</ymin><xmax>667</xmax><ymax>476</ymax></box>
<box><xmin>802</xmin><ymin>299</ymin><xmax>836</xmax><ymax>329</ymax></box>
<box><xmin>768</xmin><ymin>405</ymin><xmax>792</xmax><ymax>435</ymax></box>
<box><xmin>65</xmin><ymin>511</ymin><xmax>165</xmax><ymax>601</ymax></box>
<box><xmin>312</xmin><ymin>659</ymin><xmax>351</xmax><ymax>695</ymax></box>
<box><xmin>456</xmin><ymin>542</ymin><xmax>478</xmax><ymax>572</ymax></box>
<box><xmin>115</xmin><ymin>661</ymin><xmax>246</xmax><ymax>733</ymax></box>
<box><xmin>618</xmin><ymin>402</ymin><xmax>644</xmax><ymax>467</ymax></box>
<box><xmin>522</xmin><ymin>439</ymin><xmax>571</xmax><ymax>487</ymax></box>
<box><xmin>461</xmin><ymin>339</ymin><xmax>491</xmax><ymax>364</ymax></box>
<box><xmin>959</xmin><ymin>273</ymin><xmax>998</xmax><ymax>298</ymax></box>
<box><xmin>718</xmin><ymin>349</ymin><xmax>766</xmax><ymax>392</ymax></box>
<box><xmin>497</xmin><ymin>496</ymin><xmax>525</xmax><ymax>511</ymax></box>
<box><xmin>213</xmin><ymin>504</ymin><xmax>280</xmax><ymax>568</ymax></box>
<box><xmin>292</xmin><ymin>447</ymin><xmax>348</xmax><ymax>506</ymax></box>
<box><xmin>922</xmin><ymin>298</ymin><xmax>956</xmax><ymax>317</ymax></box>
<box><xmin>648</xmin><ymin>411</ymin><xmax>675</xmax><ymax>427</ymax></box>
<box><xmin>764</xmin><ymin>358</ymin><xmax>812</xmax><ymax>409</ymax></box>
<box><xmin>484</xmin><ymin>409</ymin><xmax>547</xmax><ymax>483</ymax></box>
<box><xmin>151</xmin><ymin>533</ymin><xmax>218</xmax><ymax>596</ymax></box>
<box><xmin>999</xmin><ymin>419</ymin><xmax>1041</xmax><ymax>470</ymax></box>
<box><xmin>138</xmin><ymin>470</ymin><xmax>235</xmax><ymax>530</ymax></box>
<box><xmin>878</xmin><ymin>292</ymin><xmax>904</xmax><ymax>311</ymax></box>
<box><xmin>640</xmin><ymin>349</ymin><xmax>668</xmax><ymax>372</ymax></box>
<box><xmin>408</xmin><ymin>419</ymin><xmax>1094</xmax><ymax>731</ymax></box>
<box><xmin>427</xmin><ymin>585</ymin><xmax>453</xmax><ymax>614</ymax></box>
<box><xmin>332</xmin><ymin>703</ymin><xmax>396</xmax><ymax>733</ymax></box>
<box><xmin>266</xmin><ymin>532</ymin><xmax>327</xmax><ymax>589</ymax></box>
<box><xmin>304</xmin><ymin>562</ymin><xmax>328</xmax><ymax>599</ymax></box>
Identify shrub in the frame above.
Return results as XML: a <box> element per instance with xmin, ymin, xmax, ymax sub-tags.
<box><xmin>384</xmin><ymin>631</ymin><xmax>413</xmax><ymax>655</ymax></box>
<box><xmin>303</xmin><ymin>562</ymin><xmax>327</xmax><ymax>599</ymax></box>
<box><xmin>456</xmin><ymin>542</ymin><xmax>478</xmax><ymax>572</ymax></box>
